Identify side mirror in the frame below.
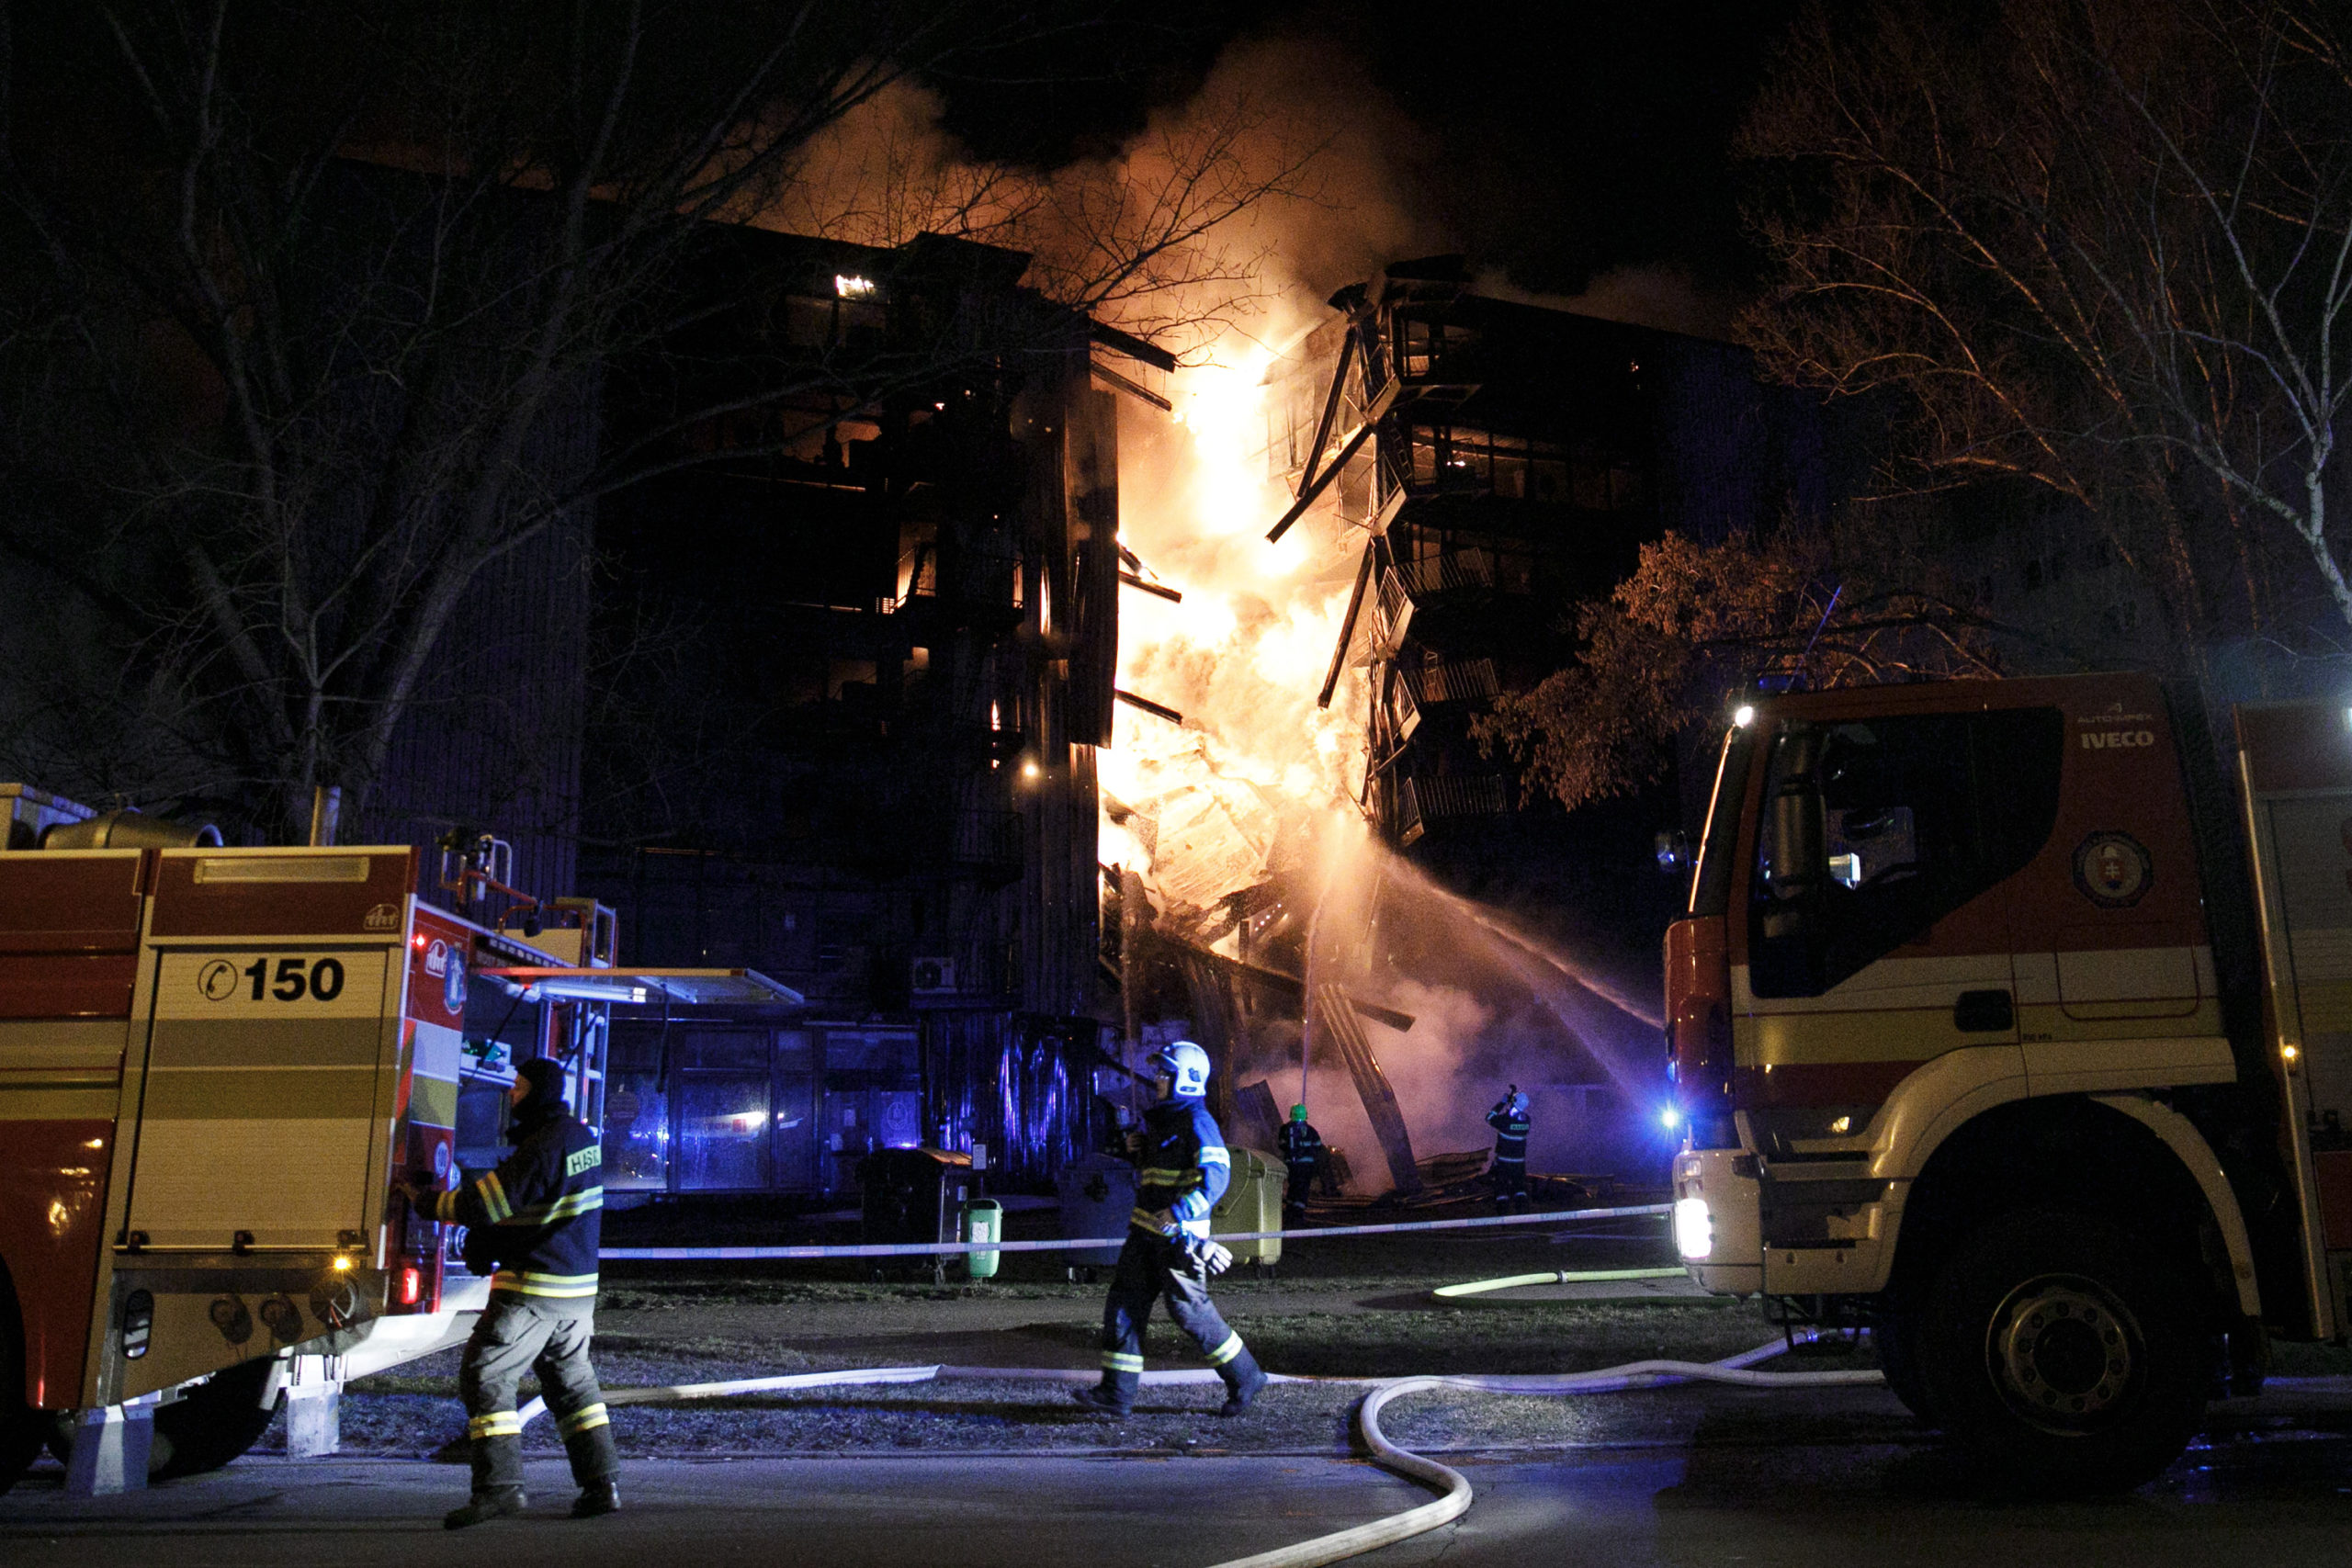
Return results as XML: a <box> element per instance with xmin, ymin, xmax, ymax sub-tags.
<box><xmin>1654</xmin><ymin>829</ymin><xmax>1692</xmax><ymax>877</ymax></box>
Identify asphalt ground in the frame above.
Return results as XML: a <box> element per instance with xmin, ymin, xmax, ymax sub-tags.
<box><xmin>13</xmin><ymin>1382</ymin><xmax>2352</xmax><ymax>1567</ymax></box>
<box><xmin>16</xmin><ymin>1202</ymin><xmax>2352</xmax><ymax>1561</ymax></box>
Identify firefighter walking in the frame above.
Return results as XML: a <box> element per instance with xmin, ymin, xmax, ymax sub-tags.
<box><xmin>1073</xmin><ymin>1042</ymin><xmax>1269</xmax><ymax>1418</ymax></box>
<box><xmin>1487</xmin><ymin>1087</ymin><xmax>1532</xmax><ymax>1209</ymax></box>
<box><xmin>1276</xmin><ymin>1103</ymin><xmax>1327</xmax><ymax>1224</ymax></box>
<box><xmin>401</xmin><ymin>1057</ymin><xmax>617</xmax><ymax>1529</ymax></box>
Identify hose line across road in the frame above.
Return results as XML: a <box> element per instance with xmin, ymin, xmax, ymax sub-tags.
<box><xmin>514</xmin><ymin>1258</ymin><xmax>1882</xmax><ymax>1568</ymax></box>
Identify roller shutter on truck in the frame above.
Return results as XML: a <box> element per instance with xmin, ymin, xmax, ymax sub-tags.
<box><xmin>100</xmin><ymin>848</ymin><xmax>415</xmax><ymax>1404</ymax></box>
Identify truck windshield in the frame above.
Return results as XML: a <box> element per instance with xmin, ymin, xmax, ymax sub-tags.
<box><xmin>1688</xmin><ymin>725</ymin><xmax>1757</xmax><ymax>918</ymax></box>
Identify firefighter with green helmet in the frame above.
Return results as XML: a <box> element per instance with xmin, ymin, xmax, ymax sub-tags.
<box><xmin>1276</xmin><ymin>1103</ymin><xmax>1326</xmax><ymax>1224</ymax></box>
<box><xmin>1071</xmin><ymin>1040</ymin><xmax>1270</xmax><ymax>1417</ymax></box>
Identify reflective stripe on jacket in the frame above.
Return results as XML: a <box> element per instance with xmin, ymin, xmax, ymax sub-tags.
<box><xmin>1134</xmin><ymin>1097</ymin><xmax>1230</xmax><ymax>1237</ymax></box>
<box><xmin>1487</xmin><ymin>1104</ymin><xmax>1530</xmax><ymax>1164</ymax></box>
<box><xmin>429</xmin><ymin>1092</ymin><xmax>603</xmax><ymax>1301</ymax></box>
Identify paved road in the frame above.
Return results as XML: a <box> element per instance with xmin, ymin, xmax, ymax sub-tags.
<box><xmin>11</xmin><ymin>1382</ymin><xmax>2352</xmax><ymax>1566</ymax></box>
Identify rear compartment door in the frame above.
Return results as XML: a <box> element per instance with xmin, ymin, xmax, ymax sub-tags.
<box><xmin>119</xmin><ymin>849</ymin><xmax>416</xmax><ymax>1253</ymax></box>
<box><xmin>2238</xmin><ymin>702</ymin><xmax>2352</xmax><ymax>1335</ymax></box>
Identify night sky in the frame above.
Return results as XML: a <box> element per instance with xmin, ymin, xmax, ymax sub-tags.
<box><xmin>934</xmin><ymin>0</ymin><xmax>1800</xmax><ymax>300</ymax></box>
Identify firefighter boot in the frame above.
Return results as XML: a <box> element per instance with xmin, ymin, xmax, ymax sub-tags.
<box><xmin>1217</xmin><ymin>1347</ymin><xmax>1269</xmax><ymax>1417</ymax></box>
<box><xmin>565</xmin><ymin>1424</ymin><xmax>621</xmax><ymax>1517</ymax></box>
<box><xmin>446</xmin><ymin>1434</ymin><xmax>526</xmax><ymax>1528</ymax></box>
<box><xmin>1069</xmin><ymin>1384</ymin><xmax>1132</xmax><ymax>1417</ymax></box>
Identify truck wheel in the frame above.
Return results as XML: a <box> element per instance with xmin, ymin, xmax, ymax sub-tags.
<box><xmin>1873</xmin><ymin>1303</ymin><xmax>1940</xmax><ymax>1427</ymax></box>
<box><xmin>0</xmin><ymin>1303</ymin><xmax>44</xmax><ymax>1496</ymax></box>
<box><xmin>1917</xmin><ymin>1209</ymin><xmax>2204</xmax><ymax>1493</ymax></box>
<box><xmin>42</xmin><ymin>1359</ymin><xmax>280</xmax><ymax>1482</ymax></box>
<box><xmin>149</xmin><ymin>1358</ymin><xmax>279</xmax><ymax>1479</ymax></box>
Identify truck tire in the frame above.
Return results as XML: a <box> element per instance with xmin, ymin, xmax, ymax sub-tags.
<box><xmin>1917</xmin><ymin>1208</ymin><xmax>2203</xmax><ymax>1493</ymax></box>
<box><xmin>1873</xmin><ymin>1303</ymin><xmax>1941</xmax><ymax>1427</ymax></box>
<box><xmin>0</xmin><ymin>1301</ymin><xmax>44</xmax><ymax>1497</ymax></box>
<box><xmin>149</xmin><ymin>1358</ymin><xmax>279</xmax><ymax>1479</ymax></box>
<box><xmin>42</xmin><ymin>1358</ymin><xmax>280</xmax><ymax>1482</ymax></box>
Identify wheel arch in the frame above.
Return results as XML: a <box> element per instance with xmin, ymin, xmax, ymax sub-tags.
<box><xmin>1890</xmin><ymin>1093</ymin><xmax>2256</xmax><ymax>1320</ymax></box>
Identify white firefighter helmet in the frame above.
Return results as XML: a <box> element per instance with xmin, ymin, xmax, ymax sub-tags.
<box><xmin>1510</xmin><ymin>1090</ymin><xmax>1530</xmax><ymax>1116</ymax></box>
<box><xmin>1151</xmin><ymin>1040</ymin><xmax>1212</xmax><ymax>1099</ymax></box>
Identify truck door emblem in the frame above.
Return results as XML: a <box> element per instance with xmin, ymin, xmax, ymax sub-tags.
<box><xmin>2074</xmin><ymin>830</ymin><xmax>2153</xmax><ymax>908</ymax></box>
<box><xmin>198</xmin><ymin>959</ymin><xmax>239</xmax><ymax>1001</ymax></box>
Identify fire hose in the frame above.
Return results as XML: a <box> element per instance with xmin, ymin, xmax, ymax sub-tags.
<box><xmin>507</xmin><ymin>1263</ymin><xmax>1883</xmax><ymax>1568</ymax></box>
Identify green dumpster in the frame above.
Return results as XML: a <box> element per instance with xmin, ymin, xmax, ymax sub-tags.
<box><xmin>962</xmin><ymin>1198</ymin><xmax>1003</xmax><ymax>1280</ymax></box>
<box><xmin>1211</xmin><ymin>1147</ymin><xmax>1283</xmax><ymax>1269</ymax></box>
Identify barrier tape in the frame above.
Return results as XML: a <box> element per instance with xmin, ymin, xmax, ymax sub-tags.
<box><xmin>599</xmin><ymin>1201</ymin><xmax>1672</xmax><ymax>1262</ymax></box>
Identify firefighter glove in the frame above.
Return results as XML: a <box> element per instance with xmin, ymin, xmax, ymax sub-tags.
<box><xmin>1198</xmin><ymin>1240</ymin><xmax>1235</xmax><ymax>1277</ymax></box>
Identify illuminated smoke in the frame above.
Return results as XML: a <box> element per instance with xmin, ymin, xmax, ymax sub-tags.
<box><xmin>774</xmin><ymin>38</ymin><xmax>1670</xmax><ymax>1189</ymax></box>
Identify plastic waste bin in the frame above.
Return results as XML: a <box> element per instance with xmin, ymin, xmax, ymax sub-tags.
<box><xmin>961</xmin><ymin>1198</ymin><xmax>1002</xmax><ymax>1280</ymax></box>
<box><xmin>1212</xmin><ymin>1146</ymin><xmax>1283</xmax><ymax>1269</ymax></box>
<box><xmin>1056</xmin><ymin>1151</ymin><xmax>1136</xmax><ymax>1281</ymax></box>
<box><xmin>859</xmin><ymin>1146</ymin><xmax>972</xmax><ymax>1280</ymax></box>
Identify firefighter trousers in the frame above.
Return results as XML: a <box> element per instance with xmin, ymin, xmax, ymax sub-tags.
<box><xmin>1283</xmin><ymin>1160</ymin><xmax>1317</xmax><ymax>1217</ymax></box>
<box><xmin>1094</xmin><ymin>1231</ymin><xmax>1257</xmax><ymax>1406</ymax></box>
<box><xmin>458</xmin><ymin>1292</ymin><xmax>617</xmax><ymax>1496</ymax></box>
<box><xmin>1491</xmin><ymin>1155</ymin><xmax>1529</xmax><ymax>1202</ymax></box>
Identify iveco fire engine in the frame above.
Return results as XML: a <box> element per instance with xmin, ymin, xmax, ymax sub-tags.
<box><xmin>1665</xmin><ymin>672</ymin><xmax>2352</xmax><ymax>1490</ymax></box>
<box><xmin>0</xmin><ymin>784</ymin><xmax>786</xmax><ymax>1493</ymax></box>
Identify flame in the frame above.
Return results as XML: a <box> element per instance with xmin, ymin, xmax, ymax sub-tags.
<box><xmin>1102</xmin><ymin>313</ymin><xmax>1366</xmax><ymax>895</ymax></box>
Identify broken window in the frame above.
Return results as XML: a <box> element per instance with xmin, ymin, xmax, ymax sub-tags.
<box><xmin>1403</xmin><ymin>319</ymin><xmax>1433</xmax><ymax>378</ymax></box>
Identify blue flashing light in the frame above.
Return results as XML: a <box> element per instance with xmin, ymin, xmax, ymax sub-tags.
<box><xmin>1658</xmin><ymin>1105</ymin><xmax>1682</xmax><ymax>1131</ymax></box>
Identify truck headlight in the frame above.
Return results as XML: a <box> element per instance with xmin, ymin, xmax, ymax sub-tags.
<box><xmin>1674</xmin><ymin>1196</ymin><xmax>1713</xmax><ymax>1260</ymax></box>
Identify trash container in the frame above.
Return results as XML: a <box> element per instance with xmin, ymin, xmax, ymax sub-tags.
<box><xmin>859</xmin><ymin>1146</ymin><xmax>972</xmax><ymax>1280</ymax></box>
<box><xmin>1056</xmin><ymin>1152</ymin><xmax>1136</xmax><ymax>1281</ymax></box>
<box><xmin>961</xmin><ymin>1198</ymin><xmax>1002</xmax><ymax>1280</ymax></box>
<box><xmin>1212</xmin><ymin>1146</ymin><xmax>1283</xmax><ymax>1269</ymax></box>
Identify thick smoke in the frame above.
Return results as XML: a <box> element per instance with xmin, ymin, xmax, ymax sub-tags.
<box><xmin>776</xmin><ymin>36</ymin><xmax>1671</xmax><ymax>1190</ymax></box>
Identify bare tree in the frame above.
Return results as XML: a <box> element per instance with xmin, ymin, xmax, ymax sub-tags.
<box><xmin>0</xmin><ymin>1</ymin><xmax>1302</xmax><ymax>839</ymax></box>
<box><xmin>1474</xmin><ymin>528</ymin><xmax>2001</xmax><ymax>812</ymax></box>
<box><xmin>1740</xmin><ymin>0</ymin><xmax>2352</xmax><ymax>673</ymax></box>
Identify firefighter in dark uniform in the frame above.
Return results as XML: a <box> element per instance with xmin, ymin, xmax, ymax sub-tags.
<box><xmin>1276</xmin><ymin>1103</ymin><xmax>1326</xmax><ymax>1224</ymax></box>
<box><xmin>1487</xmin><ymin>1086</ymin><xmax>1532</xmax><ymax>1209</ymax></box>
<box><xmin>399</xmin><ymin>1057</ymin><xmax>618</xmax><ymax>1529</ymax></box>
<box><xmin>1072</xmin><ymin>1041</ymin><xmax>1270</xmax><ymax>1418</ymax></box>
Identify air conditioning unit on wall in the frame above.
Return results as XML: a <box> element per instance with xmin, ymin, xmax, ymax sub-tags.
<box><xmin>910</xmin><ymin>955</ymin><xmax>957</xmax><ymax>996</ymax></box>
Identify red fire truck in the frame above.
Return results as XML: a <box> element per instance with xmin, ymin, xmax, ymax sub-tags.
<box><xmin>1665</xmin><ymin>673</ymin><xmax>2352</xmax><ymax>1490</ymax></box>
<box><xmin>0</xmin><ymin>784</ymin><xmax>789</xmax><ymax>1493</ymax></box>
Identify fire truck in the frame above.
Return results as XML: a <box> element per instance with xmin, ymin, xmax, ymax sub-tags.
<box><xmin>1664</xmin><ymin>671</ymin><xmax>2352</xmax><ymax>1490</ymax></box>
<box><xmin>0</xmin><ymin>784</ymin><xmax>791</xmax><ymax>1493</ymax></box>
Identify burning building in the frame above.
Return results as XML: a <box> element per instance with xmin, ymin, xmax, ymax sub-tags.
<box><xmin>1104</xmin><ymin>255</ymin><xmax>1831</xmax><ymax>1194</ymax></box>
<box><xmin>574</xmin><ymin>230</ymin><xmax>1150</xmax><ymax>1201</ymax></box>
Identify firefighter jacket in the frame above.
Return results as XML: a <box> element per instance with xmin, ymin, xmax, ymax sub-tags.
<box><xmin>426</xmin><ymin>1089</ymin><xmax>604</xmax><ymax>1303</ymax></box>
<box><xmin>1277</xmin><ymin>1121</ymin><xmax>1326</xmax><ymax>1180</ymax></box>
<box><xmin>1487</xmin><ymin>1100</ymin><xmax>1531</xmax><ymax>1165</ymax></box>
<box><xmin>1132</xmin><ymin>1096</ymin><xmax>1230</xmax><ymax>1239</ymax></box>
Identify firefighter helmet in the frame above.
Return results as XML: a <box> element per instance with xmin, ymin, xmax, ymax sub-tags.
<box><xmin>1152</xmin><ymin>1040</ymin><xmax>1212</xmax><ymax>1099</ymax></box>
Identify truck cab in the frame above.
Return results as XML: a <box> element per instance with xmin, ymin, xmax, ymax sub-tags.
<box><xmin>1665</xmin><ymin>673</ymin><xmax>2339</xmax><ymax>1491</ymax></box>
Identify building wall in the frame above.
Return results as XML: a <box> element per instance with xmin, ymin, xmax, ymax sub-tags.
<box><xmin>572</xmin><ymin>232</ymin><xmax>1118</xmax><ymax>1196</ymax></box>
